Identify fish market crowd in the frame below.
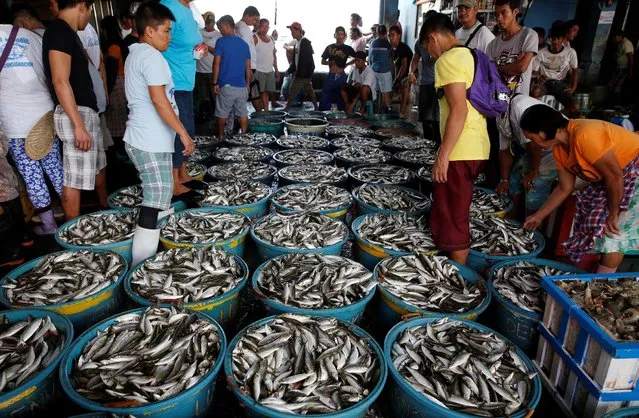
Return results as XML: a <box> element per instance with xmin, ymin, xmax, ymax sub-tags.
<box><xmin>1</xmin><ymin>0</ymin><xmax>639</xmax><ymax>417</ymax></box>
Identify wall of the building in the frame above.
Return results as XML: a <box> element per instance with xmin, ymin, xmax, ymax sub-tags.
<box><xmin>521</xmin><ymin>0</ymin><xmax>578</xmax><ymax>30</ymax></box>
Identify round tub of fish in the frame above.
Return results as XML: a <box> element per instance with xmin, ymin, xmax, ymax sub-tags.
<box><xmin>270</xmin><ymin>183</ymin><xmax>353</xmax><ymax>221</ymax></box>
<box><xmin>278</xmin><ymin>164</ymin><xmax>349</xmax><ymax>188</ymax></box>
<box><xmin>348</xmin><ymin>164</ymin><xmax>416</xmax><ymax>190</ymax></box>
<box><xmin>0</xmin><ymin>309</ymin><xmax>73</xmax><ymax>418</ymax></box>
<box><xmin>187</xmin><ymin>148</ymin><xmax>213</xmax><ymax>165</ymax></box>
<box><xmin>252</xmin><ymin>253</ymin><xmax>376</xmax><ymax>323</ymax></box>
<box><xmin>250</xmin><ymin>212</ymin><xmax>349</xmax><ymax>262</ymax></box>
<box><xmin>374</xmin><ymin>127</ymin><xmax>421</xmax><ymax>140</ymax></box>
<box><xmin>224</xmin><ymin>314</ymin><xmax>387</xmax><ymax>417</ymax></box>
<box><xmin>273</xmin><ymin>149</ymin><xmax>334</xmax><ymax>168</ymax></box>
<box><xmin>486</xmin><ymin>258</ymin><xmax>584</xmax><ymax>353</ymax></box>
<box><xmin>372</xmin><ymin>254</ymin><xmax>490</xmax><ymax>336</ymax></box>
<box><xmin>213</xmin><ymin>145</ymin><xmax>274</xmax><ymax>164</ymax></box>
<box><xmin>1</xmin><ymin>250</ymin><xmax>128</xmax><ymax>332</ymax></box>
<box><xmin>250</xmin><ymin>110</ymin><xmax>288</xmax><ymax>119</ymax></box>
<box><xmin>186</xmin><ymin>161</ymin><xmax>207</xmax><ymax>181</ymax></box>
<box><xmin>602</xmin><ymin>407</ymin><xmax>639</xmax><ymax>418</ymax></box>
<box><xmin>352</xmin><ymin>184</ymin><xmax>431</xmax><ymax>217</ymax></box>
<box><xmin>192</xmin><ymin>135</ymin><xmax>222</xmax><ymax>151</ymax></box>
<box><xmin>468</xmin><ymin>217</ymin><xmax>545</xmax><ymax>273</ymax></box>
<box><xmin>326</xmin><ymin>124</ymin><xmax>375</xmax><ymax>139</ymax></box>
<box><xmin>248</xmin><ymin>118</ymin><xmax>285</xmax><ymax>137</ymax></box>
<box><xmin>276</xmin><ymin>135</ymin><xmax>331</xmax><ymax>150</ymax></box>
<box><xmin>351</xmin><ymin>213</ymin><xmax>438</xmax><ymax>270</ymax></box>
<box><xmin>331</xmin><ymin>136</ymin><xmax>382</xmax><ymax>150</ymax></box>
<box><xmin>470</xmin><ymin>187</ymin><xmax>513</xmax><ymax>218</ymax></box>
<box><xmin>333</xmin><ymin>146</ymin><xmax>393</xmax><ymax>168</ymax></box>
<box><xmin>158</xmin><ymin>208</ymin><xmax>251</xmax><ymax>257</ymax></box>
<box><xmin>384</xmin><ymin>316</ymin><xmax>541</xmax><ymax>418</ymax></box>
<box><xmin>372</xmin><ymin>119</ymin><xmax>417</xmax><ymax>130</ymax></box>
<box><xmin>286</xmin><ymin>110</ymin><xmax>327</xmax><ymax>120</ymax></box>
<box><xmin>107</xmin><ymin>185</ymin><xmax>186</xmax><ymax>212</ymax></box>
<box><xmin>125</xmin><ymin>246</ymin><xmax>248</xmax><ymax>329</ymax></box>
<box><xmin>224</xmin><ymin>133</ymin><xmax>278</xmax><ymax>149</ymax></box>
<box><xmin>393</xmin><ymin>148</ymin><xmax>436</xmax><ymax>171</ymax></box>
<box><xmin>55</xmin><ymin>209</ymin><xmax>137</xmax><ymax>264</ymax></box>
<box><xmin>382</xmin><ymin>137</ymin><xmax>436</xmax><ymax>154</ymax></box>
<box><xmin>417</xmin><ymin>166</ymin><xmax>486</xmax><ymax>195</ymax></box>
<box><xmin>198</xmin><ymin>180</ymin><xmax>272</xmax><ymax>219</ymax></box>
<box><xmin>59</xmin><ymin>307</ymin><xmax>226</xmax><ymax>418</ymax></box>
<box><xmin>285</xmin><ymin>118</ymin><xmax>329</xmax><ymax>137</ymax></box>
<box><xmin>207</xmin><ymin>162</ymin><xmax>278</xmax><ymax>185</ymax></box>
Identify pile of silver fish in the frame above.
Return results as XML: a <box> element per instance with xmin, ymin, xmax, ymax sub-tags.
<box><xmin>326</xmin><ymin>125</ymin><xmax>375</xmax><ymax>138</ymax></box>
<box><xmin>493</xmin><ymin>262</ymin><xmax>574</xmax><ymax>313</ymax></box>
<box><xmin>214</xmin><ymin>146</ymin><xmax>273</xmax><ymax>162</ymax></box>
<box><xmin>277</xmin><ymin>135</ymin><xmax>330</xmax><ymax>150</ymax></box>
<box><xmin>4</xmin><ymin>251</ymin><xmax>125</xmax><ymax>306</ymax></box>
<box><xmin>382</xmin><ymin>137</ymin><xmax>436</xmax><ymax>151</ymax></box>
<box><xmin>110</xmin><ymin>185</ymin><xmax>143</xmax><ymax>208</ymax></box>
<box><xmin>187</xmin><ymin>149</ymin><xmax>212</xmax><ymax>163</ymax></box>
<box><xmin>59</xmin><ymin>210</ymin><xmax>137</xmax><ymax>246</ymax></box>
<box><xmin>471</xmin><ymin>189</ymin><xmax>510</xmax><ymax>214</ymax></box>
<box><xmin>374</xmin><ymin>128</ymin><xmax>421</xmax><ymax>140</ymax></box>
<box><xmin>470</xmin><ymin>217</ymin><xmax>538</xmax><ymax>256</ymax></box>
<box><xmin>334</xmin><ymin>146</ymin><xmax>393</xmax><ymax>165</ymax></box>
<box><xmin>187</xmin><ymin>162</ymin><xmax>206</xmax><ymax>179</ymax></box>
<box><xmin>557</xmin><ymin>278</ymin><xmax>639</xmax><ymax>341</ymax></box>
<box><xmin>257</xmin><ymin>254</ymin><xmax>374</xmax><ymax>308</ymax></box>
<box><xmin>274</xmin><ymin>149</ymin><xmax>334</xmax><ymax>166</ymax></box>
<box><xmin>391</xmin><ymin>318</ymin><xmax>536</xmax><ymax>416</ymax></box>
<box><xmin>161</xmin><ymin>210</ymin><xmax>249</xmax><ymax>244</ymax></box>
<box><xmin>130</xmin><ymin>247</ymin><xmax>244</xmax><ymax>303</ymax></box>
<box><xmin>225</xmin><ymin>133</ymin><xmax>276</xmax><ymax>147</ymax></box>
<box><xmin>71</xmin><ymin>307</ymin><xmax>220</xmax><ymax>405</ymax></box>
<box><xmin>394</xmin><ymin>148</ymin><xmax>436</xmax><ymax>166</ymax></box>
<box><xmin>0</xmin><ymin>315</ymin><xmax>66</xmax><ymax>393</ymax></box>
<box><xmin>253</xmin><ymin>213</ymin><xmax>348</xmax><ymax>249</ymax></box>
<box><xmin>207</xmin><ymin>162</ymin><xmax>277</xmax><ymax>181</ymax></box>
<box><xmin>271</xmin><ymin>184</ymin><xmax>352</xmax><ymax>212</ymax></box>
<box><xmin>200</xmin><ymin>180</ymin><xmax>270</xmax><ymax>207</ymax></box>
<box><xmin>356</xmin><ymin>214</ymin><xmax>436</xmax><ymax>253</ymax></box>
<box><xmin>377</xmin><ymin>255</ymin><xmax>484</xmax><ymax>313</ymax></box>
<box><xmin>331</xmin><ymin>136</ymin><xmax>381</xmax><ymax>149</ymax></box>
<box><xmin>418</xmin><ymin>167</ymin><xmax>486</xmax><ymax>186</ymax></box>
<box><xmin>193</xmin><ymin>135</ymin><xmax>220</xmax><ymax>149</ymax></box>
<box><xmin>349</xmin><ymin>164</ymin><xmax>414</xmax><ymax>185</ymax></box>
<box><xmin>354</xmin><ymin>184</ymin><xmax>431</xmax><ymax>213</ymax></box>
<box><xmin>278</xmin><ymin>164</ymin><xmax>348</xmax><ymax>184</ymax></box>
<box><xmin>231</xmin><ymin>314</ymin><xmax>380</xmax><ymax>414</ymax></box>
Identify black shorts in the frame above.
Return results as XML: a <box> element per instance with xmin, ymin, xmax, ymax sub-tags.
<box><xmin>418</xmin><ymin>84</ymin><xmax>438</xmax><ymax>122</ymax></box>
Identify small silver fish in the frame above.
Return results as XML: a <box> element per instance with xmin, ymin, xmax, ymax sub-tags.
<box><xmin>274</xmin><ymin>149</ymin><xmax>334</xmax><ymax>166</ymax></box>
<box><xmin>253</xmin><ymin>213</ymin><xmax>348</xmax><ymax>249</ymax></box>
<box><xmin>186</xmin><ymin>162</ymin><xmax>206</xmax><ymax>179</ymax></box>
<box><xmin>214</xmin><ymin>146</ymin><xmax>273</xmax><ymax>162</ymax></box>
<box><xmin>278</xmin><ymin>164</ymin><xmax>348</xmax><ymax>184</ymax></box>
<box><xmin>356</xmin><ymin>213</ymin><xmax>436</xmax><ymax>253</ymax></box>
<box><xmin>224</xmin><ymin>133</ymin><xmax>277</xmax><ymax>147</ymax></box>
<box><xmin>382</xmin><ymin>137</ymin><xmax>437</xmax><ymax>151</ymax></box>
<box><xmin>334</xmin><ymin>146</ymin><xmax>393</xmax><ymax>165</ymax></box>
<box><xmin>110</xmin><ymin>185</ymin><xmax>143</xmax><ymax>208</ymax></box>
<box><xmin>161</xmin><ymin>210</ymin><xmax>249</xmax><ymax>244</ymax></box>
<box><xmin>470</xmin><ymin>217</ymin><xmax>538</xmax><ymax>256</ymax></box>
<box><xmin>418</xmin><ymin>167</ymin><xmax>486</xmax><ymax>186</ymax></box>
<box><xmin>200</xmin><ymin>180</ymin><xmax>271</xmax><ymax>207</ymax></box>
<box><xmin>394</xmin><ymin>148</ymin><xmax>436</xmax><ymax>166</ymax></box>
<box><xmin>271</xmin><ymin>183</ymin><xmax>352</xmax><ymax>212</ymax></box>
<box><xmin>349</xmin><ymin>164</ymin><xmax>415</xmax><ymax>185</ymax></box>
<box><xmin>354</xmin><ymin>184</ymin><xmax>431</xmax><ymax>213</ymax></box>
<box><xmin>207</xmin><ymin>162</ymin><xmax>277</xmax><ymax>182</ymax></box>
<box><xmin>326</xmin><ymin>125</ymin><xmax>375</xmax><ymax>138</ymax></box>
<box><xmin>276</xmin><ymin>135</ymin><xmax>330</xmax><ymax>150</ymax></box>
<box><xmin>331</xmin><ymin>136</ymin><xmax>382</xmax><ymax>149</ymax></box>
<box><xmin>470</xmin><ymin>188</ymin><xmax>510</xmax><ymax>214</ymax></box>
<box><xmin>192</xmin><ymin>135</ymin><xmax>222</xmax><ymax>149</ymax></box>
<box><xmin>187</xmin><ymin>148</ymin><xmax>212</xmax><ymax>163</ymax></box>
<box><xmin>59</xmin><ymin>210</ymin><xmax>137</xmax><ymax>246</ymax></box>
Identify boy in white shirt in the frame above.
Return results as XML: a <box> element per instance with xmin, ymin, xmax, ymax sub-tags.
<box><xmin>124</xmin><ymin>2</ymin><xmax>194</xmax><ymax>265</ymax></box>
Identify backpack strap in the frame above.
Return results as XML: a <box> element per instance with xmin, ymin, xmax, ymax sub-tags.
<box><xmin>0</xmin><ymin>26</ymin><xmax>19</xmax><ymax>74</ymax></box>
<box><xmin>465</xmin><ymin>23</ymin><xmax>484</xmax><ymax>47</ymax></box>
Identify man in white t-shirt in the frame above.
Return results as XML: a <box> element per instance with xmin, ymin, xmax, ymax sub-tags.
<box><xmin>195</xmin><ymin>12</ymin><xmax>221</xmax><ymax>121</ymax></box>
<box><xmin>455</xmin><ymin>0</ymin><xmax>494</xmax><ymax>53</ymax></box>
<box><xmin>124</xmin><ymin>2</ymin><xmax>194</xmax><ymax>265</ymax></box>
<box><xmin>532</xmin><ymin>25</ymin><xmax>579</xmax><ymax>114</ymax></box>
<box><xmin>235</xmin><ymin>5</ymin><xmax>262</xmax><ymax>111</ymax></box>
<box><xmin>343</xmin><ymin>51</ymin><xmax>376</xmax><ymax>115</ymax></box>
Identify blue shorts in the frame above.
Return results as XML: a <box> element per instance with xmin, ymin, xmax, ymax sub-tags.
<box><xmin>509</xmin><ymin>157</ymin><xmax>557</xmax><ymax>212</ymax></box>
<box><xmin>216</xmin><ymin>86</ymin><xmax>249</xmax><ymax>118</ymax></box>
<box><xmin>319</xmin><ymin>71</ymin><xmax>348</xmax><ymax>111</ymax></box>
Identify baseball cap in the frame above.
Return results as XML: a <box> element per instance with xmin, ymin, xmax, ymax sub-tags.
<box><xmin>457</xmin><ymin>0</ymin><xmax>478</xmax><ymax>7</ymax></box>
<box><xmin>287</xmin><ymin>22</ymin><xmax>303</xmax><ymax>31</ymax></box>
<box><xmin>354</xmin><ymin>51</ymin><xmax>367</xmax><ymax>60</ymax></box>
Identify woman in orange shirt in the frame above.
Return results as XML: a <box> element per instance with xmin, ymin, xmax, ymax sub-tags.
<box><xmin>100</xmin><ymin>16</ymin><xmax>127</xmax><ymax>139</ymax></box>
<box><xmin>520</xmin><ymin>105</ymin><xmax>639</xmax><ymax>272</ymax></box>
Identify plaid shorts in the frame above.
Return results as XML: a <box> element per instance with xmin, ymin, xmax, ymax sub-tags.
<box><xmin>54</xmin><ymin>105</ymin><xmax>106</xmax><ymax>190</ymax></box>
<box><xmin>125</xmin><ymin>143</ymin><xmax>173</xmax><ymax>210</ymax></box>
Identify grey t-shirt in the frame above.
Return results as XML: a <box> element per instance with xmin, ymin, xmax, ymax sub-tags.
<box><xmin>413</xmin><ymin>41</ymin><xmax>435</xmax><ymax>85</ymax></box>
<box><xmin>486</xmin><ymin>27</ymin><xmax>538</xmax><ymax>95</ymax></box>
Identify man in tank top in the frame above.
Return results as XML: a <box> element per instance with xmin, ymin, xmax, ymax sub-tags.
<box><xmin>253</xmin><ymin>18</ymin><xmax>279</xmax><ymax>111</ymax></box>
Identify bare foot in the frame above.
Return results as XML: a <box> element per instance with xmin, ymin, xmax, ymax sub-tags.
<box><xmin>173</xmin><ymin>184</ymin><xmax>191</xmax><ymax>196</ymax></box>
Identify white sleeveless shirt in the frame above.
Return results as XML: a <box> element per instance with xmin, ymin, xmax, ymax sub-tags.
<box><xmin>255</xmin><ymin>35</ymin><xmax>275</xmax><ymax>73</ymax></box>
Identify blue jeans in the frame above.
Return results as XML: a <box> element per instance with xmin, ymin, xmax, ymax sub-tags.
<box><xmin>281</xmin><ymin>75</ymin><xmax>303</xmax><ymax>105</ymax></box>
<box><xmin>173</xmin><ymin>90</ymin><xmax>195</xmax><ymax>168</ymax></box>
<box><xmin>509</xmin><ymin>157</ymin><xmax>557</xmax><ymax>212</ymax></box>
<box><xmin>319</xmin><ymin>72</ymin><xmax>347</xmax><ymax>111</ymax></box>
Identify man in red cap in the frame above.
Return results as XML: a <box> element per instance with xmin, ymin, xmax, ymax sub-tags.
<box><xmin>284</xmin><ymin>22</ymin><xmax>317</xmax><ymax>110</ymax></box>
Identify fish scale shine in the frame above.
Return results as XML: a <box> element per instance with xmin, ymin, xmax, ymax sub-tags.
<box><xmin>253</xmin><ymin>213</ymin><xmax>348</xmax><ymax>249</ymax></box>
<box><xmin>59</xmin><ymin>210</ymin><xmax>138</xmax><ymax>246</ymax></box>
<box><xmin>334</xmin><ymin>146</ymin><xmax>393</xmax><ymax>165</ymax></box>
<box><xmin>225</xmin><ymin>133</ymin><xmax>277</xmax><ymax>147</ymax></box>
<box><xmin>200</xmin><ymin>180</ymin><xmax>270</xmax><ymax>207</ymax></box>
<box><xmin>161</xmin><ymin>211</ymin><xmax>249</xmax><ymax>244</ymax></box>
<box><xmin>354</xmin><ymin>184</ymin><xmax>431</xmax><ymax>213</ymax></box>
<box><xmin>279</xmin><ymin>164</ymin><xmax>348</xmax><ymax>184</ymax></box>
<box><xmin>274</xmin><ymin>149</ymin><xmax>334</xmax><ymax>165</ymax></box>
<box><xmin>272</xmin><ymin>184</ymin><xmax>352</xmax><ymax>212</ymax></box>
<box><xmin>357</xmin><ymin>214</ymin><xmax>436</xmax><ymax>253</ymax></box>
<box><xmin>350</xmin><ymin>164</ymin><xmax>414</xmax><ymax>185</ymax></box>
<box><xmin>214</xmin><ymin>146</ymin><xmax>273</xmax><ymax>162</ymax></box>
<box><xmin>470</xmin><ymin>217</ymin><xmax>538</xmax><ymax>256</ymax></box>
<box><xmin>276</xmin><ymin>135</ymin><xmax>331</xmax><ymax>150</ymax></box>
<box><xmin>207</xmin><ymin>162</ymin><xmax>277</xmax><ymax>182</ymax></box>
<box><xmin>382</xmin><ymin>137</ymin><xmax>436</xmax><ymax>150</ymax></box>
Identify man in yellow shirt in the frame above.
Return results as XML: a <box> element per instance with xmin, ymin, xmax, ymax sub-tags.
<box><xmin>419</xmin><ymin>13</ymin><xmax>490</xmax><ymax>265</ymax></box>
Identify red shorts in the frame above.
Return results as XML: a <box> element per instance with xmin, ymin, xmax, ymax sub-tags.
<box><xmin>430</xmin><ymin>160</ymin><xmax>485</xmax><ymax>252</ymax></box>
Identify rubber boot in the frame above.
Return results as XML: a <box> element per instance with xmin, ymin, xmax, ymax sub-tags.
<box><xmin>33</xmin><ymin>209</ymin><xmax>57</xmax><ymax>236</ymax></box>
<box><xmin>131</xmin><ymin>226</ymin><xmax>161</xmax><ymax>267</ymax></box>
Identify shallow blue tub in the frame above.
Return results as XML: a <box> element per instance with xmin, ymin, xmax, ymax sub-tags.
<box><xmin>0</xmin><ymin>250</ymin><xmax>128</xmax><ymax>333</ymax></box>
<box><xmin>224</xmin><ymin>315</ymin><xmax>387</xmax><ymax>418</ymax></box>
<box><xmin>59</xmin><ymin>308</ymin><xmax>226</xmax><ymax>418</ymax></box>
<box><xmin>372</xmin><ymin>256</ymin><xmax>491</xmax><ymax>336</ymax></box>
<box><xmin>0</xmin><ymin>309</ymin><xmax>73</xmax><ymax>418</ymax></box>
<box><xmin>124</xmin><ymin>251</ymin><xmax>249</xmax><ymax>330</ymax></box>
<box><xmin>54</xmin><ymin>208</ymin><xmax>136</xmax><ymax>265</ymax></box>
<box><xmin>351</xmin><ymin>184</ymin><xmax>431</xmax><ymax>217</ymax></box>
<box><xmin>251</xmin><ymin>256</ymin><xmax>375</xmax><ymax>324</ymax></box>
<box><xmin>384</xmin><ymin>317</ymin><xmax>542</xmax><ymax>418</ymax></box>
<box><xmin>486</xmin><ymin>258</ymin><xmax>584</xmax><ymax>353</ymax></box>
<box><xmin>199</xmin><ymin>184</ymin><xmax>273</xmax><ymax>220</ymax></box>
